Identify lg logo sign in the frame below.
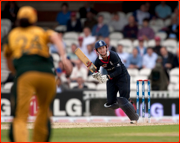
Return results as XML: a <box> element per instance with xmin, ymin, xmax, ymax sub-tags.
<box><xmin>1</xmin><ymin>99</ymin><xmax>11</xmax><ymax>116</ymax></box>
<box><xmin>53</xmin><ymin>98</ymin><xmax>82</xmax><ymax>116</ymax></box>
<box><xmin>1</xmin><ymin>96</ymin><xmax>38</xmax><ymax>116</ymax></box>
<box><xmin>1</xmin><ymin>97</ymin><xmax>82</xmax><ymax>117</ymax></box>
<box><xmin>29</xmin><ymin>97</ymin><xmax>83</xmax><ymax>117</ymax></box>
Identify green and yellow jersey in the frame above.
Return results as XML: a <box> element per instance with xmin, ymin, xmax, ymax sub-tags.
<box><xmin>3</xmin><ymin>26</ymin><xmax>56</xmax><ymax>77</ymax></box>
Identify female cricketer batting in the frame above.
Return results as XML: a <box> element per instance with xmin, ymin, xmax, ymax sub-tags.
<box><xmin>92</xmin><ymin>40</ymin><xmax>139</xmax><ymax>121</ymax></box>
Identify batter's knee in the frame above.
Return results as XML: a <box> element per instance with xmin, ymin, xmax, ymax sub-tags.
<box><xmin>119</xmin><ymin>89</ymin><xmax>130</xmax><ymax>99</ymax></box>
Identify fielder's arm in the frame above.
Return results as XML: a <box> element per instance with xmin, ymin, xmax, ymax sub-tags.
<box><xmin>50</xmin><ymin>33</ymin><xmax>73</xmax><ymax>76</ymax></box>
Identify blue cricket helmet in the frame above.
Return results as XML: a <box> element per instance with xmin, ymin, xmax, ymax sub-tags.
<box><xmin>95</xmin><ymin>40</ymin><xmax>107</xmax><ymax>50</ymax></box>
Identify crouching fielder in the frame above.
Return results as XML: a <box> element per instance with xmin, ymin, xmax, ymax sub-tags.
<box><xmin>92</xmin><ymin>40</ymin><xmax>139</xmax><ymax>121</ymax></box>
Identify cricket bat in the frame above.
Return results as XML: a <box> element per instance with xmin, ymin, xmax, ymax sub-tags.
<box><xmin>75</xmin><ymin>48</ymin><xmax>97</xmax><ymax>73</ymax></box>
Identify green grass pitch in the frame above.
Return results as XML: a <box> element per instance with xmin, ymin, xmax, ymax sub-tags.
<box><xmin>1</xmin><ymin>125</ymin><xmax>179</xmax><ymax>142</ymax></box>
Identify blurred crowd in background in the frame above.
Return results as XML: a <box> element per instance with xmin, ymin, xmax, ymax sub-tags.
<box><xmin>1</xmin><ymin>1</ymin><xmax>179</xmax><ymax>93</ymax></box>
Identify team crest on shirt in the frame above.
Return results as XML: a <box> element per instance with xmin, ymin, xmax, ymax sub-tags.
<box><xmin>102</xmin><ymin>64</ymin><xmax>107</xmax><ymax>68</ymax></box>
<box><xmin>110</xmin><ymin>61</ymin><xmax>113</xmax><ymax>65</ymax></box>
<box><xmin>117</xmin><ymin>63</ymin><xmax>120</xmax><ymax>67</ymax></box>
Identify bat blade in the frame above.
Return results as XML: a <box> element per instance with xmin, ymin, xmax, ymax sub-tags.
<box><xmin>75</xmin><ymin>48</ymin><xmax>97</xmax><ymax>73</ymax></box>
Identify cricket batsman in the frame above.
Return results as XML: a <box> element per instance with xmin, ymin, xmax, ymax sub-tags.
<box><xmin>92</xmin><ymin>40</ymin><xmax>139</xmax><ymax>121</ymax></box>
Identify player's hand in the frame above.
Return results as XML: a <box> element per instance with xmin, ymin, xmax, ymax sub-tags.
<box><xmin>100</xmin><ymin>75</ymin><xmax>108</xmax><ymax>83</ymax></box>
<box><xmin>92</xmin><ymin>71</ymin><xmax>109</xmax><ymax>83</ymax></box>
<box><xmin>92</xmin><ymin>70</ymin><xmax>101</xmax><ymax>79</ymax></box>
<box><xmin>92</xmin><ymin>70</ymin><xmax>104</xmax><ymax>83</ymax></box>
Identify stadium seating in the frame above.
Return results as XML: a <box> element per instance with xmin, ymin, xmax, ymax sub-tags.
<box><xmin>109</xmin><ymin>32</ymin><xmax>124</xmax><ymax>41</ymax></box>
<box><xmin>150</xmin><ymin>19</ymin><xmax>164</xmax><ymax>28</ymax></box>
<box><xmin>80</xmin><ymin>18</ymin><xmax>86</xmax><ymax>27</ymax></box>
<box><xmin>76</xmin><ymin>12</ymin><xmax>80</xmax><ymax>19</ymax></box>
<box><xmin>96</xmin><ymin>83</ymin><xmax>106</xmax><ymax>90</ymax></box>
<box><xmin>1</xmin><ymin>19</ymin><xmax>11</xmax><ymax>28</ymax></box>
<box><xmin>147</xmin><ymin>40</ymin><xmax>156</xmax><ymax>47</ymax></box>
<box><xmin>162</xmin><ymin>39</ymin><xmax>177</xmax><ymax>48</ymax></box>
<box><xmin>1</xmin><ymin>72</ymin><xmax>9</xmax><ymax>83</ymax></box>
<box><xmin>149</xmin><ymin>19</ymin><xmax>164</xmax><ymax>33</ymax></box>
<box><xmin>162</xmin><ymin>39</ymin><xmax>178</xmax><ymax>53</ymax></box>
<box><xmin>117</xmin><ymin>11</ymin><xmax>126</xmax><ymax>19</ymax></box>
<box><xmin>110</xmin><ymin>40</ymin><xmax>118</xmax><ymax>47</ymax></box>
<box><xmin>130</xmin><ymin>76</ymin><xmax>134</xmax><ymax>83</ymax></box>
<box><xmin>126</xmin><ymin>12</ymin><xmax>133</xmax><ymax>19</ymax></box>
<box><xmin>132</xmin><ymin>39</ymin><xmax>148</xmax><ymax>47</ymax></box>
<box><xmin>51</xmin><ymin>53</ymin><xmax>60</xmax><ymax>62</ymax></box>
<box><xmin>84</xmin><ymin>82</ymin><xmax>96</xmax><ymax>89</ymax></box>
<box><xmin>1</xmin><ymin>19</ymin><xmax>12</xmax><ymax>39</ymax></box>
<box><xmin>1</xmin><ymin>26</ymin><xmax>9</xmax><ymax>39</ymax></box>
<box><xmin>79</xmin><ymin>32</ymin><xmax>84</xmax><ymax>37</ymax></box>
<box><xmin>70</xmin><ymin>82</ymin><xmax>78</xmax><ymax>89</ymax></box>
<box><xmin>127</xmin><ymin>69</ymin><xmax>139</xmax><ymax>77</ymax></box>
<box><xmin>118</xmin><ymin>39</ymin><xmax>133</xmax><ymax>49</ymax></box>
<box><xmin>98</xmin><ymin>11</ymin><xmax>111</xmax><ymax>21</ymax></box>
<box><xmin>155</xmin><ymin>32</ymin><xmax>167</xmax><ymax>41</ymax></box>
<box><xmin>170</xmin><ymin>68</ymin><xmax>179</xmax><ymax>76</ymax></box>
<box><xmin>168</xmin><ymin>84</ymin><xmax>174</xmax><ymax>91</ymax></box>
<box><xmin>139</xmin><ymin>68</ymin><xmax>151</xmax><ymax>76</ymax></box>
<box><xmin>63</xmin><ymin>32</ymin><xmax>79</xmax><ymax>40</ymax></box>
<box><xmin>170</xmin><ymin>76</ymin><xmax>179</xmax><ymax>84</ymax></box>
<box><xmin>150</xmin><ymin>25</ymin><xmax>161</xmax><ymax>33</ymax></box>
<box><xmin>118</xmin><ymin>39</ymin><xmax>133</xmax><ymax>53</ymax></box>
<box><xmin>164</xmin><ymin>18</ymin><xmax>171</xmax><ymax>27</ymax></box>
<box><xmin>63</xmin><ymin>39</ymin><xmax>78</xmax><ymax>47</ymax></box>
<box><xmin>103</xmin><ymin>19</ymin><xmax>110</xmax><ymax>24</ymax></box>
<box><xmin>108</xmin><ymin>25</ymin><xmax>114</xmax><ymax>33</ymax></box>
<box><xmin>51</xmin><ymin>53</ymin><xmax>60</xmax><ymax>68</ymax></box>
<box><xmin>55</xmin><ymin>25</ymin><xmax>67</xmax><ymax>32</ymax></box>
<box><xmin>130</xmin><ymin>83</ymin><xmax>136</xmax><ymax>91</ymax></box>
<box><xmin>66</xmin><ymin>46</ymin><xmax>72</xmax><ymax>53</ymax></box>
<box><xmin>174</xmin><ymin>84</ymin><xmax>179</xmax><ymax>91</ymax></box>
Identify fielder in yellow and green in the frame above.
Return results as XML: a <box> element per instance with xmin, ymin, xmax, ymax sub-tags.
<box><xmin>3</xmin><ymin>6</ymin><xmax>72</xmax><ymax>142</ymax></box>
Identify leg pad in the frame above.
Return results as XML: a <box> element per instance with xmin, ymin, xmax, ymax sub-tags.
<box><xmin>117</xmin><ymin>97</ymin><xmax>139</xmax><ymax>121</ymax></box>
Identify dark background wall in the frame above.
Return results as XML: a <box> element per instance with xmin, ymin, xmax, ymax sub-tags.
<box><xmin>1</xmin><ymin>1</ymin><xmax>178</xmax><ymax>13</ymax></box>
<box><xmin>122</xmin><ymin>1</ymin><xmax>178</xmax><ymax>13</ymax></box>
<box><xmin>1</xmin><ymin>1</ymin><xmax>178</xmax><ymax>22</ymax></box>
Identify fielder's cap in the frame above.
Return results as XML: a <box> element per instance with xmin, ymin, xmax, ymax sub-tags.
<box><xmin>155</xmin><ymin>36</ymin><xmax>161</xmax><ymax>41</ymax></box>
<box><xmin>17</xmin><ymin>6</ymin><xmax>37</xmax><ymax>24</ymax></box>
<box><xmin>138</xmin><ymin>37</ymin><xmax>144</xmax><ymax>41</ymax></box>
<box><xmin>71</xmin><ymin>12</ymin><xmax>76</xmax><ymax>17</ymax></box>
